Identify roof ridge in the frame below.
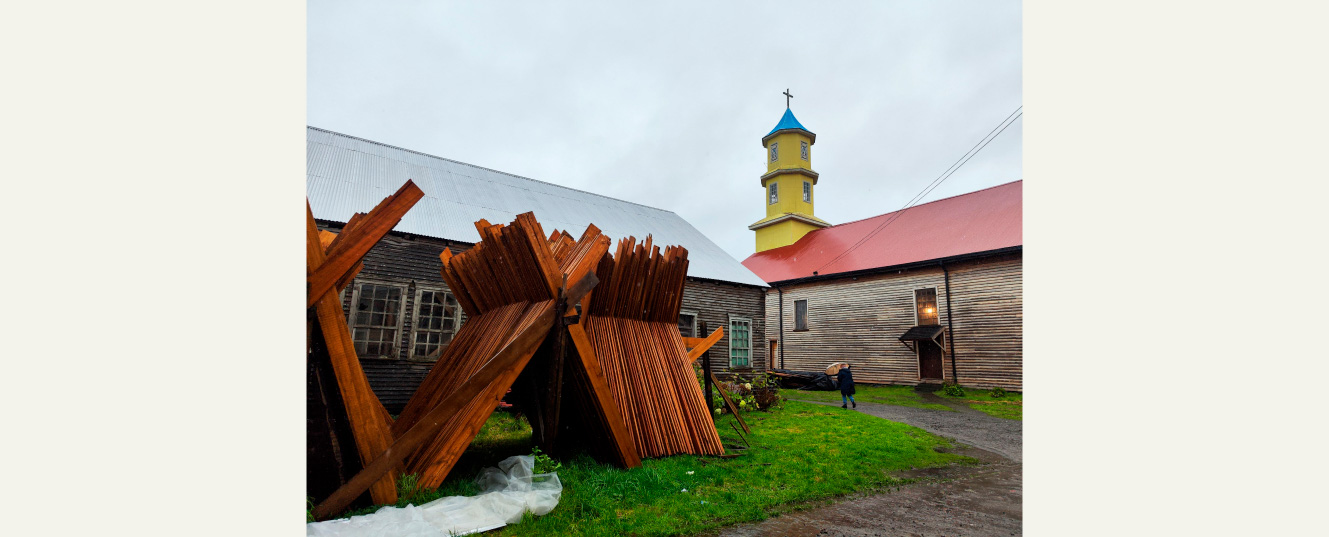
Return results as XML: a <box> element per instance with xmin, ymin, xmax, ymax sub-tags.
<box><xmin>307</xmin><ymin>126</ymin><xmax>675</xmax><ymax>215</ymax></box>
<box><xmin>822</xmin><ymin>179</ymin><xmax>1023</xmax><ymax>230</ymax></box>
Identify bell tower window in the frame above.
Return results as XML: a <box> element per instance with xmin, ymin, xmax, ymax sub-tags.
<box><xmin>800</xmin><ymin>141</ymin><xmax>808</xmax><ymax>160</ymax></box>
<box><xmin>769</xmin><ymin>183</ymin><xmax>778</xmax><ymax>205</ymax></box>
<box><xmin>803</xmin><ymin>181</ymin><xmax>812</xmax><ymax>202</ymax></box>
<box><xmin>769</xmin><ymin>143</ymin><xmax>778</xmax><ymax>162</ymax></box>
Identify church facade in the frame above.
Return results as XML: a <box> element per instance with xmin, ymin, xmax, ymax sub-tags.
<box><xmin>306</xmin><ymin>127</ymin><xmax>770</xmax><ymax>412</ymax></box>
<box><xmin>742</xmin><ymin>108</ymin><xmax>1023</xmax><ymax>391</ymax></box>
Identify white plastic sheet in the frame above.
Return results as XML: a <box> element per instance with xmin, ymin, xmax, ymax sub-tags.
<box><xmin>308</xmin><ymin>455</ymin><xmax>562</xmax><ymax>537</ymax></box>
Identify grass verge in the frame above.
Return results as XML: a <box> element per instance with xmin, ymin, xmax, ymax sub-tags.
<box><xmin>781</xmin><ymin>384</ymin><xmax>952</xmax><ymax>411</ymax></box>
<box><xmin>336</xmin><ymin>401</ymin><xmax>970</xmax><ymax>536</ymax></box>
<box><xmin>936</xmin><ymin>389</ymin><xmax>1022</xmax><ymax>420</ymax></box>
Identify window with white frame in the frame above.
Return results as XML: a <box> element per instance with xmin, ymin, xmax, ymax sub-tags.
<box><xmin>800</xmin><ymin>141</ymin><xmax>808</xmax><ymax>160</ymax></box>
<box><xmin>411</xmin><ymin>288</ymin><xmax>462</xmax><ymax>359</ymax></box>
<box><xmin>729</xmin><ymin>317</ymin><xmax>752</xmax><ymax>368</ymax></box>
<box><xmin>769</xmin><ymin>182</ymin><xmax>778</xmax><ymax>205</ymax></box>
<box><xmin>349</xmin><ymin>282</ymin><xmax>406</xmax><ymax>358</ymax></box>
<box><xmin>803</xmin><ymin>181</ymin><xmax>811</xmax><ymax>203</ymax></box>
<box><xmin>769</xmin><ymin>142</ymin><xmax>778</xmax><ymax>162</ymax></box>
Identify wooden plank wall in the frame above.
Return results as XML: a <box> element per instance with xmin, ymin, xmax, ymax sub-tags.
<box><xmin>359</xmin><ymin>359</ymin><xmax>435</xmax><ymax>414</ymax></box>
<box><xmin>946</xmin><ymin>255</ymin><xmax>1022</xmax><ymax>390</ymax></box>
<box><xmin>315</xmin><ymin>223</ymin><xmax>769</xmax><ymax>409</ymax></box>
<box><xmin>765</xmin><ymin>253</ymin><xmax>1021</xmax><ymax>391</ymax></box>
<box><xmin>681</xmin><ymin>278</ymin><xmax>768</xmax><ymax>378</ymax></box>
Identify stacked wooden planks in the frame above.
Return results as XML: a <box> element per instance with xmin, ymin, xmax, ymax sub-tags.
<box><xmin>579</xmin><ymin>237</ymin><xmax>726</xmax><ymax>458</ymax></box>
<box><xmin>392</xmin><ymin>213</ymin><xmax>563</xmax><ymax>489</ymax></box>
<box><xmin>311</xmin><ymin>208</ymin><xmax>726</xmax><ymax>519</ymax></box>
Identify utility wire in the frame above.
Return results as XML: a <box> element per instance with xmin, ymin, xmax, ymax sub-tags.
<box><xmin>812</xmin><ymin>106</ymin><xmax>1023</xmax><ymax>274</ymax></box>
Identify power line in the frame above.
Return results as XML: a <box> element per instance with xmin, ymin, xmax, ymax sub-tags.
<box><xmin>812</xmin><ymin>106</ymin><xmax>1023</xmax><ymax>274</ymax></box>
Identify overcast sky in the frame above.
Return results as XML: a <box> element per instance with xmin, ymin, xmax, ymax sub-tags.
<box><xmin>308</xmin><ymin>1</ymin><xmax>1021</xmax><ymax>261</ymax></box>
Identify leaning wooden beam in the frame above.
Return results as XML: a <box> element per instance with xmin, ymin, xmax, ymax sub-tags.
<box><xmin>318</xmin><ymin>230</ymin><xmax>364</xmax><ymax>293</ymax></box>
<box><xmin>567</xmin><ymin>322</ymin><xmax>642</xmax><ymax>469</ymax></box>
<box><xmin>306</xmin><ymin>180</ymin><xmax>424</xmax><ymax>308</ymax></box>
<box><xmin>709</xmin><ymin>370</ymin><xmax>750</xmax><ymax>435</ymax></box>
<box><xmin>686</xmin><ymin>327</ymin><xmax>725</xmax><ymax>363</ymax></box>
<box><xmin>307</xmin><ymin>203</ymin><xmax>400</xmax><ymax>506</ymax></box>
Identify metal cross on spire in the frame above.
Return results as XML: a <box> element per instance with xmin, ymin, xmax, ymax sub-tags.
<box><xmin>783</xmin><ymin>88</ymin><xmax>793</xmax><ymax>108</ymax></box>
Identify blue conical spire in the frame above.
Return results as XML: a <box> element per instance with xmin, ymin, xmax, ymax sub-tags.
<box><xmin>767</xmin><ymin>108</ymin><xmax>813</xmax><ymax>136</ymax></box>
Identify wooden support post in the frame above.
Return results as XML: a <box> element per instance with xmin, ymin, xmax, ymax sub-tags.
<box><xmin>700</xmin><ymin>321</ymin><xmax>714</xmax><ymax>421</ymax></box>
<box><xmin>542</xmin><ymin>287</ymin><xmax>569</xmax><ymax>452</ymax></box>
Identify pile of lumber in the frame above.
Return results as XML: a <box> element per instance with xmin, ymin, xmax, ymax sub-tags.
<box><xmin>308</xmin><ymin>184</ymin><xmax>727</xmax><ymax>520</ymax></box>
<box><xmin>579</xmin><ymin>237</ymin><xmax>725</xmax><ymax>458</ymax></box>
<box><xmin>391</xmin><ymin>213</ymin><xmax>567</xmax><ymax>490</ymax></box>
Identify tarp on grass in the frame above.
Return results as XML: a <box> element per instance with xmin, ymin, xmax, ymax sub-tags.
<box><xmin>307</xmin><ymin>455</ymin><xmax>561</xmax><ymax>537</ymax></box>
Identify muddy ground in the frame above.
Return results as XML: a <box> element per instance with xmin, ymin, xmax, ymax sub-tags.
<box><xmin>706</xmin><ymin>396</ymin><xmax>1022</xmax><ymax>537</ymax></box>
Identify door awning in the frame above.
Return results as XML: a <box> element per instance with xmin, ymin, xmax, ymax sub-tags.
<box><xmin>898</xmin><ymin>324</ymin><xmax>945</xmax><ymax>342</ymax></box>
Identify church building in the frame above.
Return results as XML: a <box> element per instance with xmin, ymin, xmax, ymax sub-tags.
<box><xmin>742</xmin><ymin>106</ymin><xmax>1023</xmax><ymax>391</ymax></box>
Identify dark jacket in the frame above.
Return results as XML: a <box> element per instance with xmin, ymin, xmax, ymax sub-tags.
<box><xmin>836</xmin><ymin>368</ymin><xmax>855</xmax><ymax>395</ymax></box>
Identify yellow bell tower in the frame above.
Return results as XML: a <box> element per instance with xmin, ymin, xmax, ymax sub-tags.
<box><xmin>750</xmin><ymin>94</ymin><xmax>830</xmax><ymax>253</ymax></box>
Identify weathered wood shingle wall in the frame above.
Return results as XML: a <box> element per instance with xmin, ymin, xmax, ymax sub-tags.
<box><xmin>765</xmin><ymin>253</ymin><xmax>1021</xmax><ymax>390</ymax></box>
<box><xmin>945</xmin><ymin>256</ymin><xmax>1022</xmax><ymax>389</ymax></box>
<box><xmin>682</xmin><ymin>278</ymin><xmax>767</xmax><ymax>377</ymax></box>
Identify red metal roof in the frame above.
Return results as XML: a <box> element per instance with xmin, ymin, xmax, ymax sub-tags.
<box><xmin>742</xmin><ymin>180</ymin><xmax>1022</xmax><ymax>283</ymax></box>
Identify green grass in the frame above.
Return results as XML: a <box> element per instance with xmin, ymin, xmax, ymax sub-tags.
<box><xmin>782</xmin><ymin>384</ymin><xmax>953</xmax><ymax>411</ymax></box>
<box><xmin>336</xmin><ymin>401</ymin><xmax>970</xmax><ymax>535</ymax></box>
<box><xmin>935</xmin><ymin>389</ymin><xmax>1022</xmax><ymax>420</ymax></box>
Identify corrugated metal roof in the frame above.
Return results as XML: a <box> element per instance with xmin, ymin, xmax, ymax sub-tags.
<box><xmin>306</xmin><ymin>126</ymin><xmax>768</xmax><ymax>288</ymax></box>
<box><xmin>742</xmin><ymin>180</ymin><xmax>1022</xmax><ymax>283</ymax></box>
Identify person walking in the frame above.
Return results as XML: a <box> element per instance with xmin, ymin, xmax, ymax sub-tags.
<box><xmin>837</xmin><ymin>363</ymin><xmax>856</xmax><ymax>408</ymax></box>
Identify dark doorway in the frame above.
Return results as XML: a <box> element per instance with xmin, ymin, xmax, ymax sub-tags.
<box><xmin>918</xmin><ymin>342</ymin><xmax>944</xmax><ymax>380</ymax></box>
<box><xmin>913</xmin><ymin>287</ymin><xmax>944</xmax><ymax>380</ymax></box>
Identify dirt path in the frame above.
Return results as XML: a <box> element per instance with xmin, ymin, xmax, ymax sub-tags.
<box><xmin>708</xmin><ymin>399</ymin><xmax>1022</xmax><ymax>537</ymax></box>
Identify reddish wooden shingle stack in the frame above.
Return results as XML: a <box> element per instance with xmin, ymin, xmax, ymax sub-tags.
<box><xmin>580</xmin><ymin>237</ymin><xmax>726</xmax><ymax>458</ymax></box>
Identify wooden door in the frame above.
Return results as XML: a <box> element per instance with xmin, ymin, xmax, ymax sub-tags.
<box><xmin>918</xmin><ymin>342</ymin><xmax>943</xmax><ymax>380</ymax></box>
